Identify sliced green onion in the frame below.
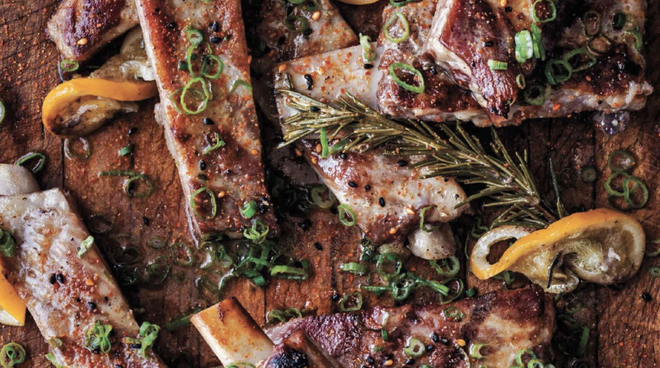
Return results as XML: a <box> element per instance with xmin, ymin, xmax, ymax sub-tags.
<box><xmin>516</xmin><ymin>74</ymin><xmax>527</xmax><ymax>89</ymax></box>
<box><xmin>404</xmin><ymin>338</ymin><xmax>425</xmax><ymax>357</ymax></box>
<box><xmin>531</xmin><ymin>0</ymin><xmax>557</xmax><ymax>23</ymax></box>
<box><xmin>340</xmin><ymin>262</ymin><xmax>367</xmax><ymax>275</ymax></box>
<box><xmin>565</xmin><ymin>298</ymin><xmax>583</xmax><ymax>314</ymax></box>
<box><xmin>137</xmin><ymin>321</ymin><xmax>160</xmax><ymax>358</ymax></box>
<box><xmin>285</xmin><ymin>15</ymin><xmax>310</xmax><ymax>33</ymax></box>
<box><xmin>45</xmin><ymin>353</ymin><xmax>63</xmax><ymax>368</ymax></box>
<box><xmin>271</xmin><ymin>262</ymin><xmax>309</xmax><ymax>280</ymax></box>
<box><xmin>301</xmin><ymin>0</ymin><xmax>318</xmax><ymax>11</ymax></box>
<box><xmin>577</xmin><ymin>326</ymin><xmax>590</xmax><ymax>357</ymax></box>
<box><xmin>360</xmin><ymin>34</ymin><xmax>376</xmax><ymax>62</ymax></box>
<box><xmin>244</xmin><ymin>220</ymin><xmax>269</xmax><ymax>244</ymax></box>
<box><xmin>531</xmin><ymin>23</ymin><xmax>546</xmax><ymax>60</ymax></box>
<box><xmin>383</xmin><ymin>12</ymin><xmax>410</xmax><ymax>44</ymax></box>
<box><xmin>202</xmin><ymin>132</ymin><xmax>225</xmax><ymax>155</ymax></box>
<box><xmin>604</xmin><ymin>171</ymin><xmax>632</xmax><ymax>197</ymax></box>
<box><xmin>624</xmin><ymin>29</ymin><xmax>643</xmax><ymax>50</ymax></box>
<box><xmin>165</xmin><ymin>308</ymin><xmax>201</xmax><ymax>332</ymax></box>
<box><xmin>377</xmin><ymin>253</ymin><xmax>402</xmax><ymax>281</ymax></box>
<box><xmin>169</xmin><ymin>242</ymin><xmax>194</xmax><ymax>267</ymax></box>
<box><xmin>438</xmin><ymin>277</ymin><xmax>464</xmax><ymax>304</ymax></box>
<box><xmin>202</xmin><ymin>55</ymin><xmax>224</xmax><ymax>79</ymax></box>
<box><xmin>563</xmin><ymin>48</ymin><xmax>597</xmax><ymax>72</ymax></box>
<box><xmin>470</xmin><ymin>343</ymin><xmax>486</xmax><ymax>359</ymax></box>
<box><xmin>338</xmin><ymin>291</ymin><xmax>363</xmax><ymax>312</ymax></box>
<box><xmin>466</xmin><ymin>287</ymin><xmax>477</xmax><ymax>297</ymax></box>
<box><xmin>443</xmin><ymin>306</ymin><xmax>464</xmax><ymax>322</ymax></box>
<box><xmin>623</xmin><ymin>177</ymin><xmax>648</xmax><ymax>209</ymax></box>
<box><xmin>390</xmin><ymin>0</ymin><xmax>414</xmax><ymax>6</ymax></box>
<box><xmin>649</xmin><ymin>266</ymin><xmax>660</xmax><ymax>278</ymax></box>
<box><xmin>608</xmin><ymin>150</ymin><xmax>636</xmax><ymax>172</ymax></box>
<box><xmin>14</xmin><ymin>152</ymin><xmax>46</xmax><ymax>173</ymax></box>
<box><xmin>545</xmin><ymin>59</ymin><xmax>572</xmax><ymax>85</ymax></box>
<box><xmin>0</xmin><ymin>343</ymin><xmax>25</xmax><ymax>368</ymax></box>
<box><xmin>580</xmin><ymin>165</ymin><xmax>598</xmax><ymax>183</ymax></box>
<box><xmin>178</xmin><ymin>61</ymin><xmax>189</xmax><ymax>71</ymax></box>
<box><xmin>488</xmin><ymin>59</ymin><xmax>508</xmax><ymax>71</ymax></box>
<box><xmin>85</xmin><ymin>321</ymin><xmax>113</xmax><ymax>354</ymax></box>
<box><xmin>65</xmin><ymin>137</ymin><xmax>92</xmax><ymax>160</ymax></box>
<box><xmin>240</xmin><ymin>200</ymin><xmax>258</xmax><ymax>219</ymax></box>
<box><xmin>583</xmin><ymin>11</ymin><xmax>601</xmax><ymax>36</ymax></box>
<box><xmin>149</xmin><ymin>236</ymin><xmax>166</xmax><ymax>249</ymax></box>
<box><xmin>186</xmin><ymin>28</ymin><xmax>203</xmax><ymax>46</ymax></box>
<box><xmin>124</xmin><ymin>174</ymin><xmax>153</xmax><ymax>198</ymax></box>
<box><xmin>59</xmin><ymin>59</ymin><xmax>79</xmax><ymax>72</ymax></box>
<box><xmin>118</xmin><ymin>143</ymin><xmax>133</xmax><ymax>157</ymax></box>
<box><xmin>613</xmin><ymin>12</ymin><xmax>627</xmax><ymax>31</ymax></box>
<box><xmin>319</xmin><ymin>128</ymin><xmax>330</xmax><ymax>158</ymax></box>
<box><xmin>528</xmin><ymin>359</ymin><xmax>544</xmax><ymax>368</ymax></box>
<box><xmin>0</xmin><ymin>229</ymin><xmax>16</xmax><ymax>258</ymax></box>
<box><xmin>337</xmin><ymin>204</ymin><xmax>357</xmax><ymax>226</ymax></box>
<box><xmin>77</xmin><ymin>235</ymin><xmax>94</xmax><ymax>257</ymax></box>
<box><xmin>0</xmin><ymin>100</ymin><xmax>5</xmax><ymax>125</ymax></box>
<box><xmin>389</xmin><ymin>62</ymin><xmax>424</xmax><ymax>94</ymax></box>
<box><xmin>516</xmin><ymin>348</ymin><xmax>537</xmax><ymax>365</ymax></box>
<box><xmin>523</xmin><ymin>84</ymin><xmax>549</xmax><ymax>105</ymax></box>
<box><xmin>646</xmin><ymin>238</ymin><xmax>660</xmax><ymax>257</ymax></box>
<box><xmin>515</xmin><ymin>30</ymin><xmax>534</xmax><ymax>63</ymax></box>
<box><xmin>419</xmin><ymin>206</ymin><xmax>438</xmax><ymax>232</ymax></box>
<box><xmin>181</xmin><ymin>77</ymin><xmax>211</xmax><ymax>115</ymax></box>
<box><xmin>310</xmin><ymin>186</ymin><xmax>335</xmax><ymax>209</ymax></box>
<box><xmin>190</xmin><ymin>187</ymin><xmax>217</xmax><ymax>220</ymax></box>
<box><xmin>141</xmin><ymin>256</ymin><xmax>170</xmax><ymax>285</ymax></box>
<box><xmin>230</xmin><ymin>80</ymin><xmax>252</xmax><ymax>94</ymax></box>
<box><xmin>430</xmin><ymin>256</ymin><xmax>460</xmax><ymax>277</ymax></box>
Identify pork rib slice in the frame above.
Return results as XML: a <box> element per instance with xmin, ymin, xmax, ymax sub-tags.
<box><xmin>134</xmin><ymin>0</ymin><xmax>278</xmax><ymax>238</ymax></box>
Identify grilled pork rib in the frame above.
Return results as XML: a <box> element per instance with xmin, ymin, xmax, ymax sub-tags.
<box><xmin>265</xmin><ymin>287</ymin><xmax>555</xmax><ymax>368</ymax></box>
<box><xmin>47</xmin><ymin>0</ymin><xmax>139</xmax><ymax>62</ymax></box>
<box><xmin>134</xmin><ymin>0</ymin><xmax>277</xmax><ymax>239</ymax></box>
<box><xmin>0</xmin><ymin>187</ymin><xmax>166</xmax><ymax>367</ymax></box>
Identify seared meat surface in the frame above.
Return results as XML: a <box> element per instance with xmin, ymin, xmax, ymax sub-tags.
<box><xmin>0</xmin><ymin>189</ymin><xmax>166</xmax><ymax>368</ymax></box>
<box><xmin>266</xmin><ymin>287</ymin><xmax>555</xmax><ymax>368</ymax></box>
<box><xmin>134</xmin><ymin>0</ymin><xmax>277</xmax><ymax>239</ymax></box>
<box><xmin>47</xmin><ymin>0</ymin><xmax>138</xmax><ymax>62</ymax></box>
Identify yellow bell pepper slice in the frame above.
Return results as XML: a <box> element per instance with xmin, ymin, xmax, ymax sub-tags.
<box><xmin>0</xmin><ymin>265</ymin><xmax>25</xmax><ymax>326</ymax></box>
<box><xmin>471</xmin><ymin>208</ymin><xmax>645</xmax><ymax>291</ymax></box>
<box><xmin>42</xmin><ymin>78</ymin><xmax>158</xmax><ymax>134</ymax></box>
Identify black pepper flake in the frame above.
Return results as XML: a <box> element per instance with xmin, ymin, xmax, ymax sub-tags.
<box><xmin>143</xmin><ymin>217</ymin><xmax>150</xmax><ymax>226</ymax></box>
<box><xmin>304</xmin><ymin>74</ymin><xmax>314</xmax><ymax>90</ymax></box>
<box><xmin>348</xmin><ymin>181</ymin><xmax>358</xmax><ymax>188</ymax></box>
<box><xmin>166</xmin><ymin>22</ymin><xmax>176</xmax><ymax>30</ymax></box>
<box><xmin>642</xmin><ymin>292</ymin><xmax>652</xmax><ymax>302</ymax></box>
<box><xmin>303</xmin><ymin>28</ymin><xmax>313</xmax><ymax>36</ymax></box>
<box><xmin>211</xmin><ymin>21</ymin><xmax>220</xmax><ymax>32</ymax></box>
<box><xmin>49</xmin><ymin>274</ymin><xmax>56</xmax><ymax>284</ymax></box>
<box><xmin>426</xmin><ymin>344</ymin><xmax>435</xmax><ymax>352</ymax></box>
<box><xmin>367</xmin><ymin>356</ymin><xmax>375</xmax><ymax>365</ymax></box>
<box><xmin>314</xmin><ymin>242</ymin><xmax>323</xmax><ymax>251</ymax></box>
<box><xmin>310</xmin><ymin>106</ymin><xmax>320</xmax><ymax>112</ymax></box>
<box><xmin>364</xmin><ymin>184</ymin><xmax>371</xmax><ymax>191</ymax></box>
<box><xmin>364</xmin><ymin>63</ymin><xmax>374</xmax><ymax>69</ymax></box>
<box><xmin>87</xmin><ymin>301</ymin><xmax>97</xmax><ymax>310</ymax></box>
<box><xmin>56</xmin><ymin>273</ymin><xmax>65</xmax><ymax>284</ymax></box>
<box><xmin>505</xmin><ymin>6</ymin><xmax>513</xmax><ymax>12</ymax></box>
<box><xmin>199</xmin><ymin>160</ymin><xmax>207</xmax><ymax>170</ymax></box>
<box><xmin>130</xmin><ymin>343</ymin><xmax>142</xmax><ymax>349</ymax></box>
<box><xmin>432</xmin><ymin>332</ymin><xmax>440</xmax><ymax>343</ymax></box>
<box><xmin>379</xmin><ymin>197</ymin><xmax>385</xmax><ymax>207</ymax></box>
<box><xmin>210</xmin><ymin>36</ymin><xmax>222</xmax><ymax>43</ymax></box>
<box><xmin>483</xmin><ymin>40</ymin><xmax>494</xmax><ymax>47</ymax></box>
<box><xmin>203</xmin><ymin>117</ymin><xmax>215</xmax><ymax>125</ymax></box>
<box><xmin>405</xmin><ymin>358</ymin><xmax>415</xmax><ymax>365</ymax></box>
<box><xmin>331</xmin><ymin>293</ymin><xmax>340</xmax><ymax>301</ymax></box>
<box><xmin>128</xmin><ymin>127</ymin><xmax>137</xmax><ymax>136</ymax></box>
<box><xmin>299</xmin><ymin>218</ymin><xmax>312</xmax><ymax>231</ymax></box>
<box><xmin>339</xmin><ymin>153</ymin><xmax>347</xmax><ymax>160</ymax></box>
<box><xmin>439</xmin><ymin>337</ymin><xmax>450</xmax><ymax>345</ymax></box>
<box><xmin>397</xmin><ymin>160</ymin><xmax>408</xmax><ymax>167</ymax></box>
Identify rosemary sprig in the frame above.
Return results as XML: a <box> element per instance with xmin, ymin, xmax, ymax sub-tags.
<box><xmin>277</xmin><ymin>87</ymin><xmax>560</xmax><ymax>228</ymax></box>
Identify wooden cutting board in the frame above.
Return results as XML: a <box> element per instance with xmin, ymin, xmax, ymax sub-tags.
<box><xmin>0</xmin><ymin>1</ymin><xmax>659</xmax><ymax>367</ymax></box>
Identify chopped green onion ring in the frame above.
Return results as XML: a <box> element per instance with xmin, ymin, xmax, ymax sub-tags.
<box><xmin>0</xmin><ymin>342</ymin><xmax>26</xmax><ymax>368</ymax></box>
<box><xmin>377</xmin><ymin>252</ymin><xmax>402</xmax><ymax>281</ymax></box>
<box><xmin>340</xmin><ymin>262</ymin><xmax>368</xmax><ymax>275</ymax></box>
<box><xmin>622</xmin><ymin>177</ymin><xmax>648</xmax><ymax>209</ymax></box>
<box><xmin>337</xmin><ymin>204</ymin><xmax>357</xmax><ymax>226</ymax></box>
<box><xmin>244</xmin><ymin>220</ymin><xmax>269</xmax><ymax>244</ymax></box>
<box><xmin>583</xmin><ymin>11</ymin><xmax>601</xmax><ymax>36</ymax></box>
<box><xmin>202</xmin><ymin>55</ymin><xmax>224</xmax><ymax>79</ymax></box>
<box><xmin>360</xmin><ymin>34</ymin><xmax>376</xmax><ymax>62</ymax></box>
<box><xmin>0</xmin><ymin>100</ymin><xmax>5</xmax><ymax>126</ymax></box>
<box><xmin>310</xmin><ymin>186</ymin><xmax>335</xmax><ymax>209</ymax></box>
<box><xmin>649</xmin><ymin>266</ymin><xmax>660</xmax><ymax>278</ymax></box>
<box><xmin>516</xmin><ymin>74</ymin><xmax>527</xmax><ymax>89</ymax></box>
<box><xmin>389</xmin><ymin>62</ymin><xmax>425</xmax><ymax>94</ymax></box>
<box><xmin>443</xmin><ymin>306</ymin><xmax>464</xmax><ymax>322</ymax></box>
<box><xmin>190</xmin><ymin>187</ymin><xmax>217</xmax><ymax>220</ymax></box>
<box><xmin>230</xmin><ymin>80</ymin><xmax>252</xmax><ymax>93</ymax></box>
<box><xmin>580</xmin><ymin>165</ymin><xmax>598</xmax><ymax>183</ymax></box>
<box><xmin>169</xmin><ymin>242</ymin><xmax>194</xmax><ymax>267</ymax></box>
<box><xmin>285</xmin><ymin>15</ymin><xmax>310</xmax><ymax>33</ymax></box>
<box><xmin>138</xmin><ymin>321</ymin><xmax>160</xmax><ymax>358</ymax></box>
<box><xmin>240</xmin><ymin>200</ymin><xmax>258</xmax><ymax>219</ymax></box>
<box><xmin>0</xmin><ymin>229</ymin><xmax>17</xmax><ymax>258</ymax></box>
<box><xmin>563</xmin><ymin>48</ymin><xmax>597</xmax><ymax>72</ymax></box>
<box><xmin>488</xmin><ymin>59</ymin><xmax>508</xmax><ymax>71</ymax></box>
<box><xmin>515</xmin><ymin>30</ymin><xmax>534</xmax><ymax>63</ymax></box>
<box><xmin>186</xmin><ymin>28</ymin><xmax>204</xmax><ymax>46</ymax></box>
<box><xmin>338</xmin><ymin>291</ymin><xmax>363</xmax><ymax>312</ymax></box>
<box><xmin>430</xmin><ymin>256</ymin><xmax>460</xmax><ymax>277</ymax></box>
<box><xmin>181</xmin><ymin>77</ymin><xmax>211</xmax><ymax>115</ymax></box>
<box><xmin>604</xmin><ymin>171</ymin><xmax>632</xmax><ymax>197</ymax></box>
<box><xmin>78</xmin><ymin>235</ymin><xmax>94</xmax><ymax>257</ymax></box>
<box><xmin>202</xmin><ymin>132</ymin><xmax>225</xmax><ymax>155</ymax></box>
<box><xmin>531</xmin><ymin>0</ymin><xmax>557</xmax><ymax>23</ymax></box>
<box><xmin>14</xmin><ymin>152</ymin><xmax>46</xmax><ymax>173</ymax></box>
<box><xmin>545</xmin><ymin>59</ymin><xmax>572</xmax><ymax>85</ymax></box>
<box><xmin>419</xmin><ymin>206</ymin><xmax>439</xmax><ymax>232</ymax></box>
<box><xmin>523</xmin><ymin>84</ymin><xmax>549</xmax><ymax>105</ymax></box>
<box><xmin>65</xmin><ymin>137</ymin><xmax>92</xmax><ymax>160</ymax></box>
<box><xmin>404</xmin><ymin>338</ymin><xmax>425</xmax><ymax>357</ymax></box>
<box><xmin>59</xmin><ymin>59</ymin><xmax>79</xmax><ymax>72</ymax></box>
<box><xmin>470</xmin><ymin>343</ymin><xmax>486</xmax><ymax>360</ymax></box>
<box><xmin>84</xmin><ymin>321</ymin><xmax>113</xmax><ymax>354</ymax></box>
<box><xmin>383</xmin><ymin>12</ymin><xmax>410</xmax><ymax>44</ymax></box>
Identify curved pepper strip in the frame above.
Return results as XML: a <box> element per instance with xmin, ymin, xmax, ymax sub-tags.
<box><xmin>42</xmin><ymin>78</ymin><xmax>158</xmax><ymax>136</ymax></box>
<box><xmin>471</xmin><ymin>208</ymin><xmax>645</xmax><ymax>282</ymax></box>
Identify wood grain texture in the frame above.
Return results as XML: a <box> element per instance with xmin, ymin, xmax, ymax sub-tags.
<box><xmin>1</xmin><ymin>0</ymin><xmax>659</xmax><ymax>367</ymax></box>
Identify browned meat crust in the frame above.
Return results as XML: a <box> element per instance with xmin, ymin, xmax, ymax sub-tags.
<box><xmin>267</xmin><ymin>287</ymin><xmax>555</xmax><ymax>367</ymax></box>
<box><xmin>46</xmin><ymin>0</ymin><xmax>138</xmax><ymax>62</ymax></box>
